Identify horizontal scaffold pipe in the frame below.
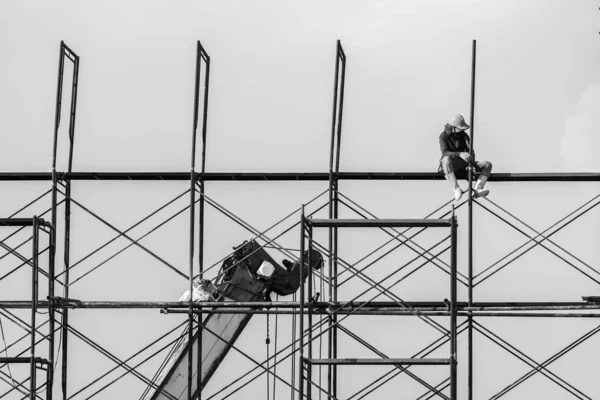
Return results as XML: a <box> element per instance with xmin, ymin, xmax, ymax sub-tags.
<box><xmin>0</xmin><ymin>357</ymin><xmax>50</xmax><ymax>365</ymax></box>
<box><xmin>163</xmin><ymin>310</ymin><xmax>600</xmax><ymax>318</ymax></box>
<box><xmin>308</xmin><ymin>218</ymin><xmax>452</xmax><ymax>228</ymax></box>
<box><xmin>1</xmin><ymin>300</ymin><xmax>600</xmax><ymax>316</ymax></box>
<box><xmin>303</xmin><ymin>358</ymin><xmax>451</xmax><ymax>365</ymax></box>
<box><xmin>0</xmin><ymin>218</ymin><xmax>36</xmax><ymax>226</ymax></box>
<box><xmin>0</xmin><ymin>218</ymin><xmax>53</xmax><ymax>228</ymax></box>
<box><xmin>2</xmin><ymin>172</ymin><xmax>600</xmax><ymax>181</ymax></box>
<box><xmin>1</xmin><ymin>301</ymin><xmax>600</xmax><ymax>310</ymax></box>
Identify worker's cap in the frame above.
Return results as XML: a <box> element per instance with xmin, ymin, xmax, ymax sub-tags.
<box><xmin>448</xmin><ymin>114</ymin><xmax>469</xmax><ymax>131</ymax></box>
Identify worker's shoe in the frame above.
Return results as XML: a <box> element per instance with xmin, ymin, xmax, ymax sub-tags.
<box><xmin>473</xmin><ymin>187</ymin><xmax>489</xmax><ymax>198</ymax></box>
<box><xmin>454</xmin><ymin>187</ymin><xmax>463</xmax><ymax>201</ymax></box>
<box><xmin>473</xmin><ymin>175</ymin><xmax>489</xmax><ymax>198</ymax></box>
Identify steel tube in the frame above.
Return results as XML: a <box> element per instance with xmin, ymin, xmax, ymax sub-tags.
<box><xmin>160</xmin><ymin>309</ymin><xmax>600</xmax><ymax>317</ymax></box>
<box><xmin>61</xmin><ymin>182</ymin><xmax>70</xmax><ymax>400</ymax></box>
<box><xmin>187</xmin><ymin>177</ymin><xmax>195</xmax><ymax>400</ymax></box>
<box><xmin>298</xmin><ymin>206</ymin><xmax>305</xmax><ymax>400</ymax></box>
<box><xmin>309</xmin><ymin>218</ymin><xmax>452</xmax><ymax>228</ymax></box>
<box><xmin>0</xmin><ymin>357</ymin><xmax>50</xmax><ymax>365</ymax></box>
<box><xmin>59</xmin><ymin>52</ymin><xmax>78</xmax><ymax>400</ymax></box>
<box><xmin>307</xmin><ymin>225</ymin><xmax>313</xmax><ymax>400</ymax></box>
<box><xmin>31</xmin><ymin>217</ymin><xmax>39</xmax><ymax>400</ymax></box>
<box><xmin>5</xmin><ymin>171</ymin><xmax>600</xmax><ymax>181</ymax></box>
<box><xmin>467</xmin><ymin>38</ymin><xmax>477</xmax><ymax>400</ymax></box>
<box><xmin>450</xmin><ymin>210</ymin><xmax>457</xmax><ymax>400</ymax></box>
<box><xmin>0</xmin><ymin>219</ymin><xmax>38</xmax><ymax>227</ymax></box>
<box><xmin>2</xmin><ymin>300</ymin><xmax>599</xmax><ymax>310</ymax></box>
<box><xmin>48</xmin><ymin>216</ymin><xmax>56</xmax><ymax>400</ymax></box>
<box><xmin>305</xmin><ymin>358</ymin><xmax>450</xmax><ymax>366</ymax></box>
<box><xmin>327</xmin><ymin>40</ymin><xmax>343</xmax><ymax>400</ymax></box>
<box><xmin>187</xmin><ymin>39</ymin><xmax>200</xmax><ymax>397</ymax></box>
<box><xmin>197</xmin><ymin>40</ymin><xmax>210</xmax><ymax>400</ymax></box>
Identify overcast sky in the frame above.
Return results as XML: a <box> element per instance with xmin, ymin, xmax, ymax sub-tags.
<box><xmin>1</xmin><ymin>1</ymin><xmax>599</xmax><ymax>399</ymax></box>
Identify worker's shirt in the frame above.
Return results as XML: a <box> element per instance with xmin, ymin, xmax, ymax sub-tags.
<box><xmin>438</xmin><ymin>130</ymin><xmax>473</xmax><ymax>170</ymax></box>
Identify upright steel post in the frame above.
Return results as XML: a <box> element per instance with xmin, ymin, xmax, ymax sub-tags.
<box><xmin>307</xmin><ymin>223</ymin><xmax>314</xmax><ymax>399</ymax></box>
<box><xmin>187</xmin><ymin>173</ymin><xmax>195</xmax><ymax>400</ymax></box>
<box><xmin>467</xmin><ymin>39</ymin><xmax>476</xmax><ymax>400</ymax></box>
<box><xmin>188</xmin><ymin>40</ymin><xmax>203</xmax><ymax>400</ymax></box>
<box><xmin>199</xmin><ymin>42</ymin><xmax>210</xmax><ymax>180</ymax></box>
<box><xmin>327</xmin><ymin>40</ymin><xmax>345</xmax><ymax>399</ymax></box>
<box><xmin>326</xmin><ymin>42</ymin><xmax>339</xmax><ymax>399</ymax></box>
<box><xmin>51</xmin><ymin>41</ymin><xmax>66</xmax><ymax>400</ymax></box>
<box><xmin>299</xmin><ymin>206</ymin><xmax>306</xmax><ymax>400</ymax></box>
<box><xmin>61</xmin><ymin>44</ymin><xmax>79</xmax><ymax>400</ymax></box>
<box><xmin>48</xmin><ymin>221</ymin><xmax>56</xmax><ymax>400</ymax></box>
<box><xmin>193</xmin><ymin>39</ymin><xmax>211</xmax><ymax>399</ymax></box>
<box><xmin>199</xmin><ymin>40</ymin><xmax>208</xmax><ymax>400</ymax></box>
<box><xmin>46</xmin><ymin>361</ymin><xmax>52</xmax><ymax>400</ymax></box>
<box><xmin>450</xmin><ymin>208</ymin><xmax>458</xmax><ymax>400</ymax></box>
<box><xmin>31</xmin><ymin>217</ymin><xmax>39</xmax><ymax>400</ymax></box>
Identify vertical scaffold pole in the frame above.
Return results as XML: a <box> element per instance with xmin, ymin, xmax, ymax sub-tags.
<box><xmin>31</xmin><ymin>216</ymin><xmax>39</xmax><ymax>400</ymax></box>
<box><xmin>48</xmin><ymin>220</ymin><xmax>56</xmax><ymax>400</ymax></box>
<box><xmin>326</xmin><ymin>45</ymin><xmax>339</xmax><ymax>400</ymax></box>
<box><xmin>52</xmin><ymin>40</ymin><xmax>65</xmax><ymax>400</ymax></box>
<box><xmin>299</xmin><ymin>206</ymin><xmax>306</xmax><ymax>400</ymax></box>
<box><xmin>467</xmin><ymin>38</ymin><xmax>477</xmax><ymax>400</ymax></box>
<box><xmin>61</xmin><ymin>44</ymin><xmax>79</xmax><ymax>400</ymax></box>
<box><xmin>450</xmin><ymin>208</ymin><xmax>458</xmax><ymax>400</ymax></box>
<box><xmin>328</xmin><ymin>40</ymin><xmax>345</xmax><ymax>399</ymax></box>
<box><xmin>307</xmin><ymin>222</ymin><xmax>314</xmax><ymax>399</ymax></box>
<box><xmin>197</xmin><ymin>39</ymin><xmax>211</xmax><ymax>399</ymax></box>
<box><xmin>188</xmin><ymin>40</ymin><xmax>202</xmax><ymax>400</ymax></box>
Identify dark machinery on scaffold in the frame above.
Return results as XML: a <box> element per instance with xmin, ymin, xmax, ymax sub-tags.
<box><xmin>141</xmin><ymin>240</ymin><xmax>323</xmax><ymax>400</ymax></box>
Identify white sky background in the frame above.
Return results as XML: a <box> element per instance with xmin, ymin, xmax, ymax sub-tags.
<box><xmin>1</xmin><ymin>1</ymin><xmax>600</xmax><ymax>399</ymax></box>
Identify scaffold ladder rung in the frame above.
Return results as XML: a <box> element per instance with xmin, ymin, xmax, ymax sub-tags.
<box><xmin>303</xmin><ymin>357</ymin><xmax>451</xmax><ymax>366</ymax></box>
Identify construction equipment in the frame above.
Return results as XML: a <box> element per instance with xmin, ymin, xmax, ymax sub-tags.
<box><xmin>141</xmin><ymin>240</ymin><xmax>323</xmax><ymax>400</ymax></box>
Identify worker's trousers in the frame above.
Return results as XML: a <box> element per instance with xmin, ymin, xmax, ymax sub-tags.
<box><xmin>440</xmin><ymin>156</ymin><xmax>493</xmax><ymax>178</ymax></box>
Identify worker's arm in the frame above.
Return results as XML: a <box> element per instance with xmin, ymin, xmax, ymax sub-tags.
<box><xmin>439</xmin><ymin>132</ymin><xmax>461</xmax><ymax>158</ymax></box>
<box><xmin>464</xmin><ymin>134</ymin><xmax>476</xmax><ymax>160</ymax></box>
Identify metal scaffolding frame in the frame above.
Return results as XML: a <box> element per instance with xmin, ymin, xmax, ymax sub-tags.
<box><xmin>0</xmin><ymin>39</ymin><xmax>599</xmax><ymax>400</ymax></box>
<box><xmin>299</xmin><ymin>214</ymin><xmax>458</xmax><ymax>399</ymax></box>
<box><xmin>0</xmin><ymin>217</ymin><xmax>55</xmax><ymax>400</ymax></box>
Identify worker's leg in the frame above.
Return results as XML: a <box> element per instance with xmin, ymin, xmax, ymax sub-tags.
<box><xmin>473</xmin><ymin>161</ymin><xmax>493</xmax><ymax>198</ymax></box>
<box><xmin>442</xmin><ymin>156</ymin><xmax>464</xmax><ymax>201</ymax></box>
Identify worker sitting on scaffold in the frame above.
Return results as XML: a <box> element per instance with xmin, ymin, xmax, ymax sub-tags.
<box><xmin>438</xmin><ymin>114</ymin><xmax>493</xmax><ymax>201</ymax></box>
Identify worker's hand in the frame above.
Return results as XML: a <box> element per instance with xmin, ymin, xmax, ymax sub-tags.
<box><xmin>282</xmin><ymin>259</ymin><xmax>293</xmax><ymax>270</ymax></box>
<box><xmin>459</xmin><ymin>152</ymin><xmax>472</xmax><ymax>163</ymax></box>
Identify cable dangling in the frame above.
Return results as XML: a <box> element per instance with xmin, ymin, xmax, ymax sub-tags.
<box><xmin>266</xmin><ymin>313</ymin><xmax>271</xmax><ymax>400</ymax></box>
<box><xmin>272</xmin><ymin>294</ymin><xmax>279</xmax><ymax>400</ymax></box>
<box><xmin>290</xmin><ymin>292</ymin><xmax>297</xmax><ymax>400</ymax></box>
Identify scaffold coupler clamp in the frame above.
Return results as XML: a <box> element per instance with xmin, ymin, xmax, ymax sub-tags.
<box><xmin>48</xmin><ymin>295</ymin><xmax>81</xmax><ymax>309</ymax></box>
<box><xmin>444</xmin><ymin>298</ymin><xmax>451</xmax><ymax>312</ymax></box>
<box><xmin>582</xmin><ymin>296</ymin><xmax>600</xmax><ymax>304</ymax></box>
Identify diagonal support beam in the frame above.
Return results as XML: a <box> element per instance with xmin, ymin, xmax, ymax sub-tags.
<box><xmin>474</xmin><ymin>321</ymin><xmax>591</xmax><ymax>399</ymax></box>
<box><xmin>489</xmin><ymin>323</ymin><xmax>600</xmax><ymax>399</ymax></box>
<box><xmin>69</xmin><ymin>195</ymin><xmax>201</xmax><ymax>286</ymax></box>
<box><xmin>416</xmin><ymin>378</ymin><xmax>451</xmax><ymax>400</ymax></box>
<box><xmin>347</xmin><ymin>322</ymin><xmax>468</xmax><ymax>400</ymax></box>
<box><xmin>311</xmin><ymin>238</ymin><xmax>451</xmax><ymax>336</ymax></box>
<box><xmin>484</xmin><ymin>196</ymin><xmax>600</xmax><ymax>277</ymax></box>
<box><xmin>337</xmin><ymin>192</ymin><xmax>468</xmax><ymax>285</ymax></box>
<box><xmin>474</xmin><ymin>198</ymin><xmax>600</xmax><ymax>286</ymax></box>
<box><xmin>55</xmin><ymin>188</ymin><xmax>191</xmax><ymax>281</ymax></box>
<box><xmin>337</xmin><ymin>324</ymin><xmax>450</xmax><ymax>400</ymax></box>
<box><xmin>55</xmin><ymin>188</ymin><xmax>188</xmax><ymax>280</ymax></box>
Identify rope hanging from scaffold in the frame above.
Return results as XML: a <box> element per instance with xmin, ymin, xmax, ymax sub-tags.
<box><xmin>272</xmin><ymin>294</ymin><xmax>279</xmax><ymax>400</ymax></box>
<box><xmin>266</xmin><ymin>313</ymin><xmax>271</xmax><ymax>399</ymax></box>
